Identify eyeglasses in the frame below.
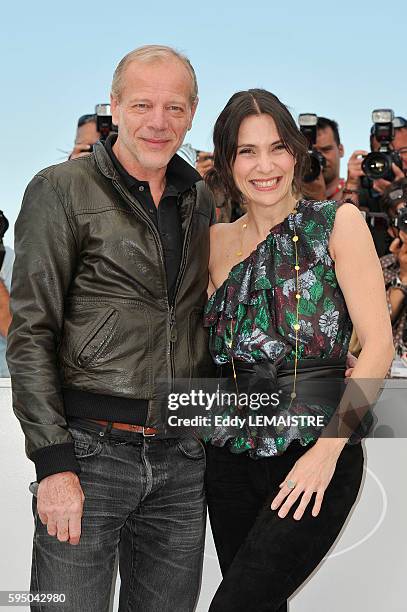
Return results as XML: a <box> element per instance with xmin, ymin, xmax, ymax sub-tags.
<box><xmin>395</xmin><ymin>146</ymin><xmax>407</xmax><ymax>161</ymax></box>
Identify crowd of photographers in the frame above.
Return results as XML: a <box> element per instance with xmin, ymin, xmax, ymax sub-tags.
<box><xmin>0</xmin><ymin>106</ymin><xmax>406</xmax><ymax>378</ymax></box>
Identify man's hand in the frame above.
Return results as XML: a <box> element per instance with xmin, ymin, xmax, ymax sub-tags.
<box><xmin>346</xmin><ymin>150</ymin><xmax>368</xmax><ymax>189</ymax></box>
<box><xmin>302</xmin><ymin>172</ymin><xmax>326</xmax><ymax>201</ymax></box>
<box><xmin>196</xmin><ymin>151</ymin><xmax>214</xmax><ymax>178</ymax></box>
<box><xmin>68</xmin><ymin>144</ymin><xmax>92</xmax><ymax>160</ymax></box>
<box><xmin>37</xmin><ymin>472</ymin><xmax>84</xmax><ymax>545</ymax></box>
<box><xmin>345</xmin><ymin>351</ymin><xmax>358</xmax><ymax>377</ymax></box>
<box><xmin>373</xmin><ymin>163</ymin><xmax>405</xmax><ymax>195</ymax></box>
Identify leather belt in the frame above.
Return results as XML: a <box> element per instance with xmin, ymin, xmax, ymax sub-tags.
<box><xmin>89</xmin><ymin>419</ymin><xmax>157</xmax><ymax>437</ymax></box>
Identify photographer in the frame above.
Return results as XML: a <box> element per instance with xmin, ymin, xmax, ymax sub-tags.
<box><xmin>68</xmin><ymin>113</ymin><xmax>99</xmax><ymax>160</ymax></box>
<box><xmin>380</xmin><ymin>179</ymin><xmax>407</xmax><ymax>374</ymax></box>
<box><xmin>345</xmin><ymin>115</ymin><xmax>407</xmax><ymax>256</ymax></box>
<box><xmin>0</xmin><ymin>211</ymin><xmax>14</xmax><ymax>377</ymax></box>
<box><xmin>301</xmin><ymin>116</ymin><xmax>345</xmax><ymax>201</ymax></box>
<box><xmin>68</xmin><ymin>105</ymin><xmax>118</xmax><ymax>160</ymax></box>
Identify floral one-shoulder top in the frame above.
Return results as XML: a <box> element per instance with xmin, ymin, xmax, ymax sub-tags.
<box><xmin>203</xmin><ymin>200</ymin><xmax>355</xmax><ymax>456</ymax></box>
<box><xmin>204</xmin><ymin>199</ymin><xmax>352</xmax><ymax>365</ymax></box>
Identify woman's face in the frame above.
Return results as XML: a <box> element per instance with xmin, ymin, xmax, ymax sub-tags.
<box><xmin>232</xmin><ymin>113</ymin><xmax>296</xmax><ymax>207</ymax></box>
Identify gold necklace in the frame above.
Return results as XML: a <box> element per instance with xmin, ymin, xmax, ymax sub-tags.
<box><xmin>290</xmin><ymin>223</ymin><xmax>300</xmax><ymax>405</ymax></box>
<box><xmin>236</xmin><ymin>221</ymin><xmax>248</xmax><ymax>257</ymax></box>
<box><xmin>229</xmin><ymin>205</ymin><xmax>300</xmax><ymax>404</ymax></box>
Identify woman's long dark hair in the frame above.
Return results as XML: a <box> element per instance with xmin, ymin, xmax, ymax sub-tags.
<box><xmin>206</xmin><ymin>89</ymin><xmax>309</xmax><ymax>204</ymax></box>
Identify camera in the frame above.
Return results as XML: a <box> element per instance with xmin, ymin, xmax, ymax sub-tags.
<box><xmin>95</xmin><ymin>104</ymin><xmax>117</xmax><ymax>142</ymax></box>
<box><xmin>86</xmin><ymin>104</ymin><xmax>118</xmax><ymax>152</ymax></box>
<box><xmin>362</xmin><ymin>110</ymin><xmax>403</xmax><ymax>181</ymax></box>
<box><xmin>390</xmin><ymin>206</ymin><xmax>407</xmax><ymax>234</ymax></box>
<box><xmin>298</xmin><ymin>113</ymin><xmax>326</xmax><ymax>183</ymax></box>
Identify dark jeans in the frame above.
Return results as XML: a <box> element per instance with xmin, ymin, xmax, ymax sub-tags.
<box><xmin>30</xmin><ymin>420</ymin><xmax>206</xmax><ymax>612</ymax></box>
<box><xmin>205</xmin><ymin>439</ymin><xmax>364</xmax><ymax>612</ymax></box>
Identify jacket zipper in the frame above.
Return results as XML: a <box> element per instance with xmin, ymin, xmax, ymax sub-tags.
<box><xmin>114</xmin><ymin>182</ymin><xmax>195</xmax><ymax>393</ymax></box>
<box><xmin>168</xmin><ymin>192</ymin><xmax>195</xmax><ymax>390</ymax></box>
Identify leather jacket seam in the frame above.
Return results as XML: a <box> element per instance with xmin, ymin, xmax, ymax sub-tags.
<box><xmin>35</xmin><ymin>174</ymin><xmax>79</xmax><ymax>250</ymax></box>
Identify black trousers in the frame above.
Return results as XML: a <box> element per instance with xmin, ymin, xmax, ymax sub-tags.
<box><xmin>205</xmin><ymin>439</ymin><xmax>364</xmax><ymax>612</ymax></box>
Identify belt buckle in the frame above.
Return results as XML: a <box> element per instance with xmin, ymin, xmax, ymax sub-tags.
<box><xmin>142</xmin><ymin>426</ymin><xmax>156</xmax><ymax>438</ymax></box>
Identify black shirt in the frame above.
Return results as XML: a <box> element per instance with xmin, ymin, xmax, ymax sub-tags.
<box><xmin>104</xmin><ymin>134</ymin><xmax>201</xmax><ymax>304</ymax></box>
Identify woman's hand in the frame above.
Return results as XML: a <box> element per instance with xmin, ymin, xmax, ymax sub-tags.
<box><xmin>270</xmin><ymin>441</ymin><xmax>343</xmax><ymax>520</ymax></box>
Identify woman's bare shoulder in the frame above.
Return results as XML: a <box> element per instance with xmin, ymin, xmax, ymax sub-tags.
<box><xmin>210</xmin><ymin>221</ymin><xmax>242</xmax><ymax>262</ymax></box>
<box><xmin>210</xmin><ymin>219</ymin><xmax>242</xmax><ymax>243</ymax></box>
<box><xmin>210</xmin><ymin>221</ymin><xmax>234</xmax><ymax>237</ymax></box>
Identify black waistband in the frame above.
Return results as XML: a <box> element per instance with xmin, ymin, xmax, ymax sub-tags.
<box><xmin>62</xmin><ymin>388</ymin><xmax>149</xmax><ymax>425</ymax></box>
<box><xmin>218</xmin><ymin>358</ymin><xmax>346</xmax><ymax>378</ymax></box>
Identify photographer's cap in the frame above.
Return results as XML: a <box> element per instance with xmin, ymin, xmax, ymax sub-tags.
<box><xmin>370</xmin><ymin>116</ymin><xmax>407</xmax><ymax>135</ymax></box>
<box><xmin>393</xmin><ymin>116</ymin><xmax>407</xmax><ymax>129</ymax></box>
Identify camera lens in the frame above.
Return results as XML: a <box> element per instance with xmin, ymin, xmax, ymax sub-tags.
<box><xmin>362</xmin><ymin>152</ymin><xmax>391</xmax><ymax>180</ymax></box>
<box><xmin>303</xmin><ymin>151</ymin><xmax>326</xmax><ymax>183</ymax></box>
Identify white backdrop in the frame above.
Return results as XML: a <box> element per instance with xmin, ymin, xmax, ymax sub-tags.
<box><xmin>1</xmin><ymin>379</ymin><xmax>405</xmax><ymax>611</ymax></box>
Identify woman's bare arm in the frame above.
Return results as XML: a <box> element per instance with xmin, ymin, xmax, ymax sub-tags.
<box><xmin>270</xmin><ymin>204</ymin><xmax>395</xmax><ymax>520</ymax></box>
<box><xmin>329</xmin><ymin>203</ymin><xmax>394</xmax><ymax>378</ymax></box>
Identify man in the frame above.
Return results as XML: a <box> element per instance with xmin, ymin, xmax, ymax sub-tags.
<box><xmin>379</xmin><ymin>178</ymin><xmax>407</xmax><ymax>375</ymax></box>
<box><xmin>68</xmin><ymin>113</ymin><xmax>100</xmax><ymax>159</ymax></box>
<box><xmin>346</xmin><ymin>117</ymin><xmax>407</xmax><ymax>200</ymax></box>
<box><xmin>302</xmin><ymin>117</ymin><xmax>345</xmax><ymax>201</ymax></box>
<box><xmin>7</xmin><ymin>45</ymin><xmax>215</xmax><ymax>611</ymax></box>
<box><xmin>345</xmin><ymin>116</ymin><xmax>407</xmax><ymax>256</ymax></box>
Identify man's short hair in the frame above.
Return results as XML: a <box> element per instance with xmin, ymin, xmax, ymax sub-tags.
<box><xmin>317</xmin><ymin>116</ymin><xmax>341</xmax><ymax>145</ymax></box>
<box><xmin>77</xmin><ymin>114</ymin><xmax>96</xmax><ymax>128</ymax></box>
<box><xmin>111</xmin><ymin>45</ymin><xmax>198</xmax><ymax>105</ymax></box>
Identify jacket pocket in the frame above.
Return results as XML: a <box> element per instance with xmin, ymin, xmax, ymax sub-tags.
<box><xmin>60</xmin><ymin>299</ymin><xmax>154</xmax><ymax>397</ymax></box>
<box><xmin>76</xmin><ymin>307</ymin><xmax>118</xmax><ymax>367</ymax></box>
<box><xmin>59</xmin><ymin>303</ymin><xmax>118</xmax><ymax>368</ymax></box>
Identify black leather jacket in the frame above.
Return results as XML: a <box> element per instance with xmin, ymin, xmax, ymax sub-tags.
<box><xmin>7</xmin><ymin>141</ymin><xmax>216</xmax><ymax>480</ymax></box>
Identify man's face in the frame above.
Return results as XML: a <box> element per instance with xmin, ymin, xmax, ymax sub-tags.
<box><xmin>315</xmin><ymin>126</ymin><xmax>344</xmax><ymax>184</ymax></box>
<box><xmin>111</xmin><ymin>58</ymin><xmax>197</xmax><ymax>171</ymax></box>
<box><xmin>75</xmin><ymin>121</ymin><xmax>100</xmax><ymax>147</ymax></box>
<box><xmin>393</xmin><ymin>128</ymin><xmax>407</xmax><ymax>171</ymax></box>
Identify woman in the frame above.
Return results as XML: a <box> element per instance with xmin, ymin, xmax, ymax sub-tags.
<box><xmin>203</xmin><ymin>89</ymin><xmax>394</xmax><ymax>612</ymax></box>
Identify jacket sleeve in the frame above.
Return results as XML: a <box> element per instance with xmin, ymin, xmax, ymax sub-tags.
<box><xmin>7</xmin><ymin>173</ymin><xmax>81</xmax><ymax>482</ymax></box>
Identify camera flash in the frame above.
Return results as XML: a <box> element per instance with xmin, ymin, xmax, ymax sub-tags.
<box><xmin>372</xmin><ymin>109</ymin><xmax>394</xmax><ymax>124</ymax></box>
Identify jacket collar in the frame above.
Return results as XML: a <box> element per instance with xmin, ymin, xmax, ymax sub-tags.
<box><xmin>94</xmin><ymin>134</ymin><xmax>202</xmax><ymax>194</ymax></box>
